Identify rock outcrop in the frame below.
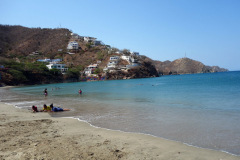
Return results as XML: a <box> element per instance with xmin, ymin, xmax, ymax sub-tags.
<box><xmin>106</xmin><ymin>61</ymin><xmax>159</xmax><ymax>80</ymax></box>
<box><xmin>152</xmin><ymin>58</ymin><xmax>228</xmax><ymax>75</ymax></box>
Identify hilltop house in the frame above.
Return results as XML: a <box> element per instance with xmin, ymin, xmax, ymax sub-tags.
<box><xmin>71</xmin><ymin>33</ymin><xmax>83</xmax><ymax>39</ymax></box>
<box><xmin>130</xmin><ymin>52</ymin><xmax>140</xmax><ymax>57</ymax></box>
<box><xmin>93</xmin><ymin>40</ymin><xmax>103</xmax><ymax>46</ymax></box>
<box><xmin>46</xmin><ymin>63</ymin><xmax>68</xmax><ymax>74</ymax></box>
<box><xmin>67</xmin><ymin>41</ymin><xmax>79</xmax><ymax>50</ymax></box>
<box><xmin>84</xmin><ymin>37</ymin><xmax>97</xmax><ymax>42</ymax></box>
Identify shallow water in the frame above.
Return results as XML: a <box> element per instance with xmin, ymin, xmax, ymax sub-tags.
<box><xmin>1</xmin><ymin>71</ymin><xmax>240</xmax><ymax>155</ymax></box>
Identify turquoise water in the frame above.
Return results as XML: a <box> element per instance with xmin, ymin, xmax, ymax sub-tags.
<box><xmin>1</xmin><ymin>71</ymin><xmax>240</xmax><ymax>155</ymax></box>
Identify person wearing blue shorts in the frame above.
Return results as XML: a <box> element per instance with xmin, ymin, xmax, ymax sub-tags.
<box><xmin>50</xmin><ymin>103</ymin><xmax>70</xmax><ymax>112</ymax></box>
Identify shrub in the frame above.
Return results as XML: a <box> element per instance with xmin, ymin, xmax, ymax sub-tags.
<box><xmin>66</xmin><ymin>68</ymin><xmax>80</xmax><ymax>78</ymax></box>
<box><xmin>50</xmin><ymin>68</ymin><xmax>60</xmax><ymax>75</ymax></box>
<box><xmin>8</xmin><ymin>69</ymin><xmax>27</xmax><ymax>83</ymax></box>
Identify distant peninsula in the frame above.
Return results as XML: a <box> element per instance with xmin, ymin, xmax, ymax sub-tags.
<box><xmin>0</xmin><ymin>25</ymin><xmax>227</xmax><ymax>86</ymax></box>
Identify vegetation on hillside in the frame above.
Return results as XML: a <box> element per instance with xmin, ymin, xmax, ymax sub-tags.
<box><xmin>0</xmin><ymin>59</ymin><xmax>79</xmax><ymax>86</ymax></box>
<box><xmin>0</xmin><ymin>25</ymin><xmax>71</xmax><ymax>58</ymax></box>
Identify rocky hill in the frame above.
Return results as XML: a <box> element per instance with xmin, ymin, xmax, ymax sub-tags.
<box><xmin>151</xmin><ymin>58</ymin><xmax>228</xmax><ymax>75</ymax></box>
<box><xmin>0</xmin><ymin>25</ymin><xmax>159</xmax><ymax>86</ymax></box>
<box><xmin>0</xmin><ymin>25</ymin><xmax>71</xmax><ymax>57</ymax></box>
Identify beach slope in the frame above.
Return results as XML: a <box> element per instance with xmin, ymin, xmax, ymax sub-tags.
<box><xmin>0</xmin><ymin>102</ymin><xmax>239</xmax><ymax>160</ymax></box>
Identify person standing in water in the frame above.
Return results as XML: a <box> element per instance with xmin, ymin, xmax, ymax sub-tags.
<box><xmin>78</xmin><ymin>89</ymin><xmax>82</xmax><ymax>94</ymax></box>
<box><xmin>43</xmin><ymin>88</ymin><xmax>48</xmax><ymax>97</ymax></box>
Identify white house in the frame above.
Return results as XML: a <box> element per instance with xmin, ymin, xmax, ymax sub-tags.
<box><xmin>130</xmin><ymin>57</ymin><xmax>138</xmax><ymax>63</ymax></box>
<box><xmin>37</xmin><ymin>59</ymin><xmax>51</xmax><ymax>62</ymax></box>
<box><xmin>126</xmin><ymin>63</ymin><xmax>140</xmax><ymax>69</ymax></box>
<box><xmin>86</xmin><ymin>64</ymin><xmax>98</xmax><ymax>70</ymax></box>
<box><xmin>116</xmin><ymin>51</ymin><xmax>123</xmax><ymax>54</ymax></box>
<box><xmin>71</xmin><ymin>33</ymin><xmax>82</xmax><ymax>39</ymax></box>
<box><xmin>110</xmin><ymin>56</ymin><xmax>119</xmax><ymax>61</ymax></box>
<box><xmin>130</xmin><ymin>52</ymin><xmax>140</xmax><ymax>56</ymax></box>
<box><xmin>67</xmin><ymin>41</ymin><xmax>79</xmax><ymax>50</ymax></box>
<box><xmin>107</xmin><ymin>61</ymin><xmax>118</xmax><ymax>68</ymax></box>
<box><xmin>84</xmin><ymin>37</ymin><xmax>97</xmax><ymax>42</ymax></box>
<box><xmin>121</xmin><ymin>55</ymin><xmax>131</xmax><ymax>62</ymax></box>
<box><xmin>93</xmin><ymin>40</ymin><xmax>102</xmax><ymax>46</ymax></box>
<box><xmin>46</xmin><ymin>64</ymin><xmax>68</xmax><ymax>73</ymax></box>
<box><xmin>84</xmin><ymin>64</ymin><xmax>98</xmax><ymax>76</ymax></box>
<box><xmin>84</xmin><ymin>69</ymin><xmax>92</xmax><ymax>75</ymax></box>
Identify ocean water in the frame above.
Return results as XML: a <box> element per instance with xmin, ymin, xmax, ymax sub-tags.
<box><xmin>0</xmin><ymin>71</ymin><xmax>240</xmax><ymax>155</ymax></box>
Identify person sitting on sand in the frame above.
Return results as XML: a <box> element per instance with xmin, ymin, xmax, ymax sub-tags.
<box><xmin>41</xmin><ymin>104</ymin><xmax>51</xmax><ymax>112</ymax></box>
<box><xmin>32</xmin><ymin>105</ymin><xmax>39</xmax><ymax>112</ymax></box>
<box><xmin>50</xmin><ymin>103</ymin><xmax>70</xmax><ymax>112</ymax></box>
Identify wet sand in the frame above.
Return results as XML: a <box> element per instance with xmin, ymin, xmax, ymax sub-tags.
<box><xmin>0</xmin><ymin>102</ymin><xmax>239</xmax><ymax>160</ymax></box>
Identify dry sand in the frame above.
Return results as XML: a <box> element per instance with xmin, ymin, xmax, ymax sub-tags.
<box><xmin>0</xmin><ymin>102</ymin><xmax>239</xmax><ymax>160</ymax></box>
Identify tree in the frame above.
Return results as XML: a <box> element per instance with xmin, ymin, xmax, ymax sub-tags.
<box><xmin>66</xmin><ymin>68</ymin><xmax>80</xmax><ymax>78</ymax></box>
<box><xmin>49</xmin><ymin>68</ymin><xmax>60</xmax><ymax>75</ymax></box>
<box><xmin>97</xmin><ymin>51</ymin><xmax>104</xmax><ymax>60</ymax></box>
<box><xmin>49</xmin><ymin>53</ymin><xmax>57</xmax><ymax>59</ymax></box>
<box><xmin>105</xmin><ymin>45</ymin><xmax>111</xmax><ymax>48</ymax></box>
<box><xmin>111</xmin><ymin>47</ymin><xmax>119</xmax><ymax>53</ymax></box>
<box><xmin>122</xmin><ymin>49</ymin><xmax>130</xmax><ymax>55</ymax></box>
<box><xmin>85</xmin><ymin>42</ymin><xmax>92</xmax><ymax>49</ymax></box>
<box><xmin>93</xmin><ymin>68</ymin><xmax>100</xmax><ymax>74</ymax></box>
<box><xmin>8</xmin><ymin>69</ymin><xmax>27</xmax><ymax>83</ymax></box>
<box><xmin>76</xmin><ymin>65</ymin><xmax>85</xmax><ymax>71</ymax></box>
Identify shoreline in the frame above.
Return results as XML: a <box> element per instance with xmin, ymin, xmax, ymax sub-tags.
<box><xmin>0</xmin><ymin>102</ymin><xmax>239</xmax><ymax>159</ymax></box>
<box><xmin>67</xmin><ymin>116</ymin><xmax>239</xmax><ymax>157</ymax></box>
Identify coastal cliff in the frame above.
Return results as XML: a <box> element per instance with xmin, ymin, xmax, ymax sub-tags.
<box><xmin>106</xmin><ymin>61</ymin><xmax>159</xmax><ymax>80</ymax></box>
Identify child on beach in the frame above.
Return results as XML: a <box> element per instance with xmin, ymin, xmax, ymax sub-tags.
<box><xmin>41</xmin><ymin>104</ymin><xmax>51</xmax><ymax>112</ymax></box>
<box><xmin>32</xmin><ymin>105</ymin><xmax>39</xmax><ymax>112</ymax></box>
<box><xmin>49</xmin><ymin>103</ymin><xmax>70</xmax><ymax>112</ymax></box>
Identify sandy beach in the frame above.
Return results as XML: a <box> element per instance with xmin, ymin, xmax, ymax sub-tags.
<box><xmin>0</xmin><ymin>102</ymin><xmax>239</xmax><ymax>160</ymax></box>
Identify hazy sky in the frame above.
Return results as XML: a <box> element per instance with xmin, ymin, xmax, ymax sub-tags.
<box><xmin>1</xmin><ymin>0</ymin><xmax>240</xmax><ymax>71</ymax></box>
